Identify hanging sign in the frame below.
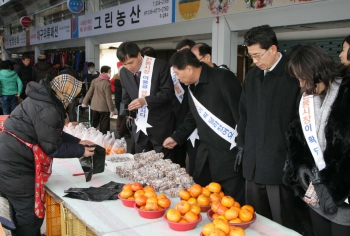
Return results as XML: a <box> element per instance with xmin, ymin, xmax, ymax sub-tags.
<box><xmin>67</xmin><ymin>0</ymin><xmax>84</xmax><ymax>14</ymax></box>
<box><xmin>20</xmin><ymin>16</ymin><xmax>32</xmax><ymax>28</ymax></box>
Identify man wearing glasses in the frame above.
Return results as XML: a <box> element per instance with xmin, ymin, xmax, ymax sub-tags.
<box><xmin>234</xmin><ymin>25</ymin><xmax>299</xmax><ymax>229</ymax></box>
<box><xmin>191</xmin><ymin>43</ymin><xmax>229</xmax><ymax>70</ymax></box>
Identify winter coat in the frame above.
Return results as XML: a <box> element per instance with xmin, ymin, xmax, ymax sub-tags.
<box><xmin>0</xmin><ymin>69</ymin><xmax>23</xmax><ymax>95</ymax></box>
<box><xmin>283</xmin><ymin>77</ymin><xmax>350</xmax><ymax>225</ymax></box>
<box><xmin>0</xmin><ymin>78</ymin><xmax>84</xmax><ymax>197</ymax></box>
<box><xmin>83</xmin><ymin>76</ymin><xmax>114</xmax><ymax>112</ymax></box>
<box><xmin>14</xmin><ymin>62</ymin><xmax>33</xmax><ymax>86</ymax></box>
<box><xmin>32</xmin><ymin>61</ymin><xmax>56</xmax><ymax>83</ymax></box>
<box><xmin>236</xmin><ymin>55</ymin><xmax>300</xmax><ymax>184</ymax></box>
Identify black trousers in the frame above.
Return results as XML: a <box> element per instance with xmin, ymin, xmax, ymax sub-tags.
<box><xmin>172</xmin><ymin>143</ymin><xmax>187</xmax><ymax>168</ymax></box>
<box><xmin>246</xmin><ymin>179</ymin><xmax>295</xmax><ymax>229</ymax></box>
<box><xmin>135</xmin><ymin>130</ymin><xmax>173</xmax><ymax>159</ymax></box>
<box><xmin>194</xmin><ymin>158</ymin><xmax>245</xmax><ymax>204</ymax></box>
<box><xmin>187</xmin><ymin>139</ymin><xmax>199</xmax><ymax>176</ymax></box>
<box><xmin>92</xmin><ymin>110</ymin><xmax>110</xmax><ymax>134</ymax></box>
<box><xmin>1</xmin><ymin>192</ymin><xmax>43</xmax><ymax>236</ymax></box>
<box><xmin>309</xmin><ymin>207</ymin><xmax>350</xmax><ymax>236</ymax></box>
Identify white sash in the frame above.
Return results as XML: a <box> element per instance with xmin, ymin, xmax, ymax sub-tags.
<box><xmin>188</xmin><ymin>89</ymin><xmax>237</xmax><ymax>150</ymax></box>
<box><xmin>135</xmin><ymin>56</ymin><xmax>154</xmax><ymax>135</ymax></box>
<box><xmin>170</xmin><ymin>67</ymin><xmax>185</xmax><ymax>103</ymax></box>
<box><xmin>299</xmin><ymin>94</ymin><xmax>326</xmax><ymax>171</ymax></box>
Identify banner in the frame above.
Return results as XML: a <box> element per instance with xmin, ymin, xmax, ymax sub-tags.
<box><xmin>74</xmin><ymin>0</ymin><xmax>174</xmax><ymax>38</ymax></box>
<box><xmin>29</xmin><ymin>19</ymin><xmax>71</xmax><ymax>45</ymax></box>
<box><xmin>4</xmin><ymin>32</ymin><xmax>27</xmax><ymax>49</ymax></box>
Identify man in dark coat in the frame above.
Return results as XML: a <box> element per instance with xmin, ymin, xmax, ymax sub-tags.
<box><xmin>32</xmin><ymin>54</ymin><xmax>56</xmax><ymax>83</ymax></box>
<box><xmin>14</xmin><ymin>54</ymin><xmax>32</xmax><ymax>99</ymax></box>
<box><xmin>234</xmin><ymin>25</ymin><xmax>300</xmax><ymax>229</ymax></box>
<box><xmin>163</xmin><ymin>49</ymin><xmax>245</xmax><ymax>203</ymax></box>
<box><xmin>117</xmin><ymin>42</ymin><xmax>175</xmax><ymax>159</ymax></box>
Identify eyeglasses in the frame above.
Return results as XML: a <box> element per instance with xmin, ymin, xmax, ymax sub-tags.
<box><xmin>247</xmin><ymin>49</ymin><xmax>269</xmax><ymax>60</ymax></box>
<box><xmin>198</xmin><ymin>55</ymin><xmax>205</xmax><ymax>61</ymax></box>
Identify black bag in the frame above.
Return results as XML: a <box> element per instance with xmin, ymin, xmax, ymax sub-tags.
<box><xmin>79</xmin><ymin>145</ymin><xmax>105</xmax><ymax>182</ymax></box>
<box><xmin>119</xmin><ymin>102</ymin><xmax>137</xmax><ymax>118</ymax></box>
<box><xmin>63</xmin><ymin>181</ymin><xmax>124</xmax><ymax>201</ymax></box>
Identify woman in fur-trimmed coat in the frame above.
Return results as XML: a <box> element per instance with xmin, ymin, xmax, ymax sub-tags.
<box><xmin>283</xmin><ymin>44</ymin><xmax>350</xmax><ymax>236</ymax></box>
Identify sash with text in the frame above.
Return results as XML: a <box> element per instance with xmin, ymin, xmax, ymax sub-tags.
<box><xmin>170</xmin><ymin>67</ymin><xmax>185</xmax><ymax>103</ymax></box>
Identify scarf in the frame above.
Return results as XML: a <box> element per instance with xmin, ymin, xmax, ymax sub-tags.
<box><xmin>99</xmin><ymin>73</ymin><xmax>110</xmax><ymax>81</ymax></box>
<box><xmin>50</xmin><ymin>74</ymin><xmax>82</xmax><ymax>108</ymax></box>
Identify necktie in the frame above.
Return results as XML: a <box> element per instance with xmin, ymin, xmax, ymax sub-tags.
<box><xmin>134</xmin><ymin>71</ymin><xmax>141</xmax><ymax>87</ymax></box>
<box><xmin>264</xmin><ymin>69</ymin><xmax>270</xmax><ymax>76</ymax></box>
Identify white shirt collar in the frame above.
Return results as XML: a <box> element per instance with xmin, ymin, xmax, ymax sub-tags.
<box><xmin>264</xmin><ymin>52</ymin><xmax>282</xmax><ymax>75</ymax></box>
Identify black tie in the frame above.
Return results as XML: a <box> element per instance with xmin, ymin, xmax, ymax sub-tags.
<box><xmin>134</xmin><ymin>71</ymin><xmax>141</xmax><ymax>87</ymax></box>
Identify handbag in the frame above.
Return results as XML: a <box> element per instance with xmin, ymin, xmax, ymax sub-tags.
<box><xmin>4</xmin><ymin>130</ymin><xmax>52</xmax><ymax>218</ymax></box>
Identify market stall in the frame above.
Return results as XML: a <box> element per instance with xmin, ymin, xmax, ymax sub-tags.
<box><xmin>45</xmin><ymin>158</ymin><xmax>301</xmax><ymax>236</ymax></box>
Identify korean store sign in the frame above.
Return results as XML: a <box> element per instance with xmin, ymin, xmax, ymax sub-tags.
<box><xmin>73</xmin><ymin>0</ymin><xmax>174</xmax><ymax>38</ymax></box>
<box><xmin>4</xmin><ymin>32</ymin><xmax>27</xmax><ymax>49</ymax></box>
<box><xmin>29</xmin><ymin>19</ymin><xmax>71</xmax><ymax>45</ymax></box>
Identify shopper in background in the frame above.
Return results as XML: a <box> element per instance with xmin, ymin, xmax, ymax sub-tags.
<box><xmin>0</xmin><ymin>74</ymin><xmax>94</xmax><ymax>236</ymax></box>
<box><xmin>0</xmin><ymin>60</ymin><xmax>23</xmax><ymax>114</ymax></box>
<box><xmin>175</xmin><ymin>39</ymin><xmax>196</xmax><ymax>51</ymax></box>
<box><xmin>140</xmin><ymin>46</ymin><xmax>157</xmax><ymax>58</ymax></box>
<box><xmin>191</xmin><ymin>43</ymin><xmax>229</xmax><ymax>70</ymax></box>
<box><xmin>59</xmin><ymin>59</ymin><xmax>81</xmax><ymax>121</ymax></box>
<box><xmin>235</xmin><ymin>25</ymin><xmax>299</xmax><ymax>229</ymax></box>
<box><xmin>32</xmin><ymin>54</ymin><xmax>56</xmax><ymax>83</ymax></box>
<box><xmin>82</xmin><ymin>65</ymin><xmax>114</xmax><ymax>134</ymax></box>
<box><xmin>14</xmin><ymin>54</ymin><xmax>32</xmax><ymax>100</ymax></box>
<box><xmin>82</xmin><ymin>62</ymin><xmax>100</xmax><ymax>83</ymax></box>
<box><xmin>339</xmin><ymin>35</ymin><xmax>350</xmax><ymax>67</ymax></box>
<box><xmin>283</xmin><ymin>44</ymin><xmax>350</xmax><ymax>236</ymax></box>
<box><xmin>52</xmin><ymin>61</ymin><xmax>61</xmax><ymax>75</ymax></box>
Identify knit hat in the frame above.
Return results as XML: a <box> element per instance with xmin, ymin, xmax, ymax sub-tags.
<box><xmin>50</xmin><ymin>74</ymin><xmax>82</xmax><ymax>108</ymax></box>
<box><xmin>117</xmin><ymin>61</ymin><xmax>123</xmax><ymax>70</ymax></box>
<box><xmin>38</xmin><ymin>54</ymin><xmax>46</xmax><ymax>60</ymax></box>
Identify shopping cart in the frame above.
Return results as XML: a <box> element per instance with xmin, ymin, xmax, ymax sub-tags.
<box><xmin>77</xmin><ymin>105</ymin><xmax>91</xmax><ymax>128</ymax></box>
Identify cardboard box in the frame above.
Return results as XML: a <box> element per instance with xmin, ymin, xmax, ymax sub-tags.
<box><xmin>104</xmin><ymin>153</ymin><xmax>134</xmax><ymax>172</ymax></box>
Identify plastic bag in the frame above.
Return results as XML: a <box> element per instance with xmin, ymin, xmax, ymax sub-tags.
<box><xmin>63</xmin><ymin>181</ymin><xmax>124</xmax><ymax>201</ymax></box>
<box><xmin>78</xmin><ymin>145</ymin><xmax>106</xmax><ymax>182</ymax></box>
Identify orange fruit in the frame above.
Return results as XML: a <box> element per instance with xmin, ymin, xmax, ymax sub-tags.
<box><xmin>229</xmin><ymin>227</ymin><xmax>246</xmax><ymax>236</ymax></box>
<box><xmin>146</xmin><ymin>196</ymin><xmax>158</xmax><ymax>205</ymax></box>
<box><xmin>119</xmin><ymin>189</ymin><xmax>133</xmax><ymax>199</ymax></box>
<box><xmin>202</xmin><ymin>187</ymin><xmax>211</xmax><ymax>197</ymax></box>
<box><xmin>122</xmin><ymin>183</ymin><xmax>132</xmax><ymax>190</ymax></box>
<box><xmin>184</xmin><ymin>211</ymin><xmax>198</xmax><ymax>222</ymax></box>
<box><xmin>143</xmin><ymin>186</ymin><xmax>155</xmax><ymax>192</ymax></box>
<box><xmin>157</xmin><ymin>193</ymin><xmax>167</xmax><ymax>199</ymax></box>
<box><xmin>208</xmin><ymin>182</ymin><xmax>221</xmax><ymax>193</ymax></box>
<box><xmin>131</xmin><ymin>182</ymin><xmax>143</xmax><ymax>191</ymax></box>
<box><xmin>209</xmin><ymin>193</ymin><xmax>222</xmax><ymax>203</ymax></box>
<box><xmin>217</xmin><ymin>215</ymin><xmax>228</xmax><ymax>223</ymax></box>
<box><xmin>144</xmin><ymin>191</ymin><xmax>157</xmax><ymax>198</ymax></box>
<box><xmin>116</xmin><ymin>147</ymin><xmax>126</xmax><ymax>154</ymax></box>
<box><xmin>233</xmin><ymin>201</ymin><xmax>241</xmax><ymax>208</ymax></box>
<box><xmin>188</xmin><ymin>197</ymin><xmax>197</xmax><ymax>205</ymax></box>
<box><xmin>212</xmin><ymin>213</ymin><xmax>219</xmax><ymax>219</ymax></box>
<box><xmin>145</xmin><ymin>202</ymin><xmax>159</xmax><ymax>211</ymax></box>
<box><xmin>158</xmin><ymin>198</ymin><xmax>171</xmax><ymax>209</ymax></box>
<box><xmin>231</xmin><ymin>206</ymin><xmax>241</xmax><ymax>213</ymax></box>
<box><xmin>134</xmin><ymin>190</ymin><xmax>145</xmax><ymax>198</ymax></box>
<box><xmin>127</xmin><ymin>196</ymin><xmax>135</xmax><ymax>200</ymax></box>
<box><xmin>239</xmin><ymin>209</ymin><xmax>253</xmax><ymax>222</ymax></box>
<box><xmin>215</xmin><ymin>220</ymin><xmax>230</xmax><ymax>234</ymax></box>
<box><xmin>175</xmin><ymin>200</ymin><xmax>191</xmax><ymax>214</ymax></box>
<box><xmin>230</xmin><ymin>218</ymin><xmax>242</xmax><ymax>223</ymax></box>
<box><xmin>189</xmin><ymin>184</ymin><xmax>202</xmax><ymax>198</ymax></box>
<box><xmin>241</xmin><ymin>205</ymin><xmax>254</xmax><ymax>213</ymax></box>
<box><xmin>209</xmin><ymin>228</ymin><xmax>226</xmax><ymax>236</ymax></box>
<box><xmin>197</xmin><ymin>194</ymin><xmax>210</xmax><ymax>206</ymax></box>
<box><xmin>202</xmin><ymin>222</ymin><xmax>216</xmax><ymax>236</ymax></box>
<box><xmin>225</xmin><ymin>208</ymin><xmax>239</xmax><ymax>220</ymax></box>
<box><xmin>190</xmin><ymin>204</ymin><xmax>201</xmax><ymax>215</ymax></box>
<box><xmin>135</xmin><ymin>195</ymin><xmax>147</xmax><ymax>206</ymax></box>
<box><xmin>211</xmin><ymin>201</ymin><xmax>221</xmax><ymax>213</ymax></box>
<box><xmin>217</xmin><ymin>205</ymin><xmax>228</xmax><ymax>216</ymax></box>
<box><xmin>179</xmin><ymin>219</ymin><xmax>188</xmax><ymax>223</ymax></box>
<box><xmin>166</xmin><ymin>209</ymin><xmax>181</xmax><ymax>222</ymax></box>
<box><xmin>221</xmin><ymin>196</ymin><xmax>235</xmax><ymax>208</ymax></box>
<box><xmin>179</xmin><ymin>189</ymin><xmax>191</xmax><ymax>200</ymax></box>
<box><xmin>219</xmin><ymin>191</ymin><xmax>225</xmax><ymax>198</ymax></box>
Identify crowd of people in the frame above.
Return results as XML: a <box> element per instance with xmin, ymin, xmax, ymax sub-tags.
<box><xmin>0</xmin><ymin>24</ymin><xmax>350</xmax><ymax>236</ymax></box>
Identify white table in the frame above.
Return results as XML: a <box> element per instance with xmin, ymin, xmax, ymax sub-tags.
<box><xmin>45</xmin><ymin>158</ymin><xmax>301</xmax><ymax>236</ymax></box>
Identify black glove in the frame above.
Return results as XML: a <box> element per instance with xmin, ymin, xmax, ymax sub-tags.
<box><xmin>296</xmin><ymin>165</ymin><xmax>314</xmax><ymax>191</ymax></box>
<box><xmin>234</xmin><ymin>147</ymin><xmax>244</xmax><ymax>173</ymax></box>
<box><xmin>313</xmin><ymin>183</ymin><xmax>338</xmax><ymax>215</ymax></box>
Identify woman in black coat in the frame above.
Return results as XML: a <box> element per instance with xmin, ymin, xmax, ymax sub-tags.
<box><xmin>283</xmin><ymin>44</ymin><xmax>350</xmax><ymax>236</ymax></box>
<box><xmin>0</xmin><ymin>74</ymin><xmax>95</xmax><ymax>236</ymax></box>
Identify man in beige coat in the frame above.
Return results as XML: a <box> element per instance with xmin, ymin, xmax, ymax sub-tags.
<box><xmin>82</xmin><ymin>66</ymin><xmax>114</xmax><ymax>134</ymax></box>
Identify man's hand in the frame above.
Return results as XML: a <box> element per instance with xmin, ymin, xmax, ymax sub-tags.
<box><xmin>128</xmin><ymin>98</ymin><xmax>147</xmax><ymax>110</ymax></box>
<box><xmin>15</xmin><ymin>94</ymin><xmax>20</xmax><ymax>97</ymax></box>
<box><xmin>79</xmin><ymin>140</ymin><xmax>95</xmax><ymax>146</ymax></box>
<box><xmin>83</xmin><ymin>146</ymin><xmax>95</xmax><ymax>157</ymax></box>
<box><xmin>163</xmin><ymin>137</ymin><xmax>178</xmax><ymax>149</ymax></box>
<box><xmin>110</xmin><ymin>112</ymin><xmax>114</xmax><ymax>117</ymax></box>
<box><xmin>81</xmin><ymin>104</ymin><xmax>87</xmax><ymax>108</ymax></box>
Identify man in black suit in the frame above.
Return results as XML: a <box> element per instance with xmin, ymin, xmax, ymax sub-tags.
<box><xmin>234</xmin><ymin>25</ymin><xmax>299</xmax><ymax>229</ymax></box>
<box><xmin>117</xmin><ymin>42</ymin><xmax>175</xmax><ymax>158</ymax></box>
<box><xmin>163</xmin><ymin>49</ymin><xmax>245</xmax><ymax>203</ymax></box>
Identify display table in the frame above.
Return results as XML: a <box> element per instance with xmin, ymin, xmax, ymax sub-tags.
<box><xmin>46</xmin><ymin>158</ymin><xmax>301</xmax><ymax>236</ymax></box>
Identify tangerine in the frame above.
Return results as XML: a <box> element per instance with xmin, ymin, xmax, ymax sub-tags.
<box><xmin>225</xmin><ymin>208</ymin><xmax>239</xmax><ymax>220</ymax></box>
<box><xmin>208</xmin><ymin>182</ymin><xmax>222</xmax><ymax>193</ymax></box>
<box><xmin>166</xmin><ymin>209</ymin><xmax>181</xmax><ymax>222</ymax></box>
<box><xmin>209</xmin><ymin>193</ymin><xmax>222</xmax><ymax>203</ymax></box>
<box><xmin>122</xmin><ymin>183</ymin><xmax>132</xmax><ymax>190</ymax></box>
<box><xmin>179</xmin><ymin>189</ymin><xmax>191</xmax><ymax>200</ymax></box>
<box><xmin>217</xmin><ymin>205</ymin><xmax>228</xmax><ymax>216</ymax></box>
<box><xmin>131</xmin><ymin>182</ymin><xmax>143</xmax><ymax>191</ymax></box>
<box><xmin>143</xmin><ymin>186</ymin><xmax>155</xmax><ymax>192</ymax></box>
<box><xmin>135</xmin><ymin>195</ymin><xmax>147</xmax><ymax>206</ymax></box>
<box><xmin>230</xmin><ymin>218</ymin><xmax>242</xmax><ymax>223</ymax></box>
<box><xmin>221</xmin><ymin>196</ymin><xmax>235</xmax><ymax>208</ymax></box>
<box><xmin>215</xmin><ymin>220</ymin><xmax>230</xmax><ymax>234</ymax></box>
<box><xmin>229</xmin><ymin>227</ymin><xmax>246</xmax><ymax>236</ymax></box>
<box><xmin>144</xmin><ymin>191</ymin><xmax>157</xmax><ymax>198</ymax></box>
<box><xmin>188</xmin><ymin>197</ymin><xmax>197</xmax><ymax>205</ymax></box>
<box><xmin>145</xmin><ymin>202</ymin><xmax>159</xmax><ymax>211</ymax></box>
<box><xmin>189</xmin><ymin>184</ymin><xmax>202</xmax><ymax>198</ymax></box>
<box><xmin>184</xmin><ymin>211</ymin><xmax>198</xmax><ymax>222</ymax></box>
<box><xmin>209</xmin><ymin>228</ymin><xmax>226</xmax><ymax>236</ymax></box>
<box><xmin>197</xmin><ymin>194</ymin><xmax>210</xmax><ymax>206</ymax></box>
<box><xmin>202</xmin><ymin>187</ymin><xmax>211</xmax><ymax>197</ymax></box>
<box><xmin>190</xmin><ymin>204</ymin><xmax>201</xmax><ymax>215</ymax></box>
<box><xmin>202</xmin><ymin>222</ymin><xmax>216</xmax><ymax>236</ymax></box>
<box><xmin>239</xmin><ymin>209</ymin><xmax>253</xmax><ymax>222</ymax></box>
<box><xmin>119</xmin><ymin>189</ymin><xmax>133</xmax><ymax>199</ymax></box>
<box><xmin>158</xmin><ymin>198</ymin><xmax>171</xmax><ymax>209</ymax></box>
<box><xmin>175</xmin><ymin>200</ymin><xmax>191</xmax><ymax>214</ymax></box>
<box><xmin>241</xmin><ymin>205</ymin><xmax>254</xmax><ymax>213</ymax></box>
<box><xmin>134</xmin><ymin>190</ymin><xmax>145</xmax><ymax>198</ymax></box>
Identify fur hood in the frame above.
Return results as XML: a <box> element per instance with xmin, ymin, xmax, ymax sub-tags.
<box><xmin>283</xmin><ymin>75</ymin><xmax>350</xmax><ymax>206</ymax></box>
